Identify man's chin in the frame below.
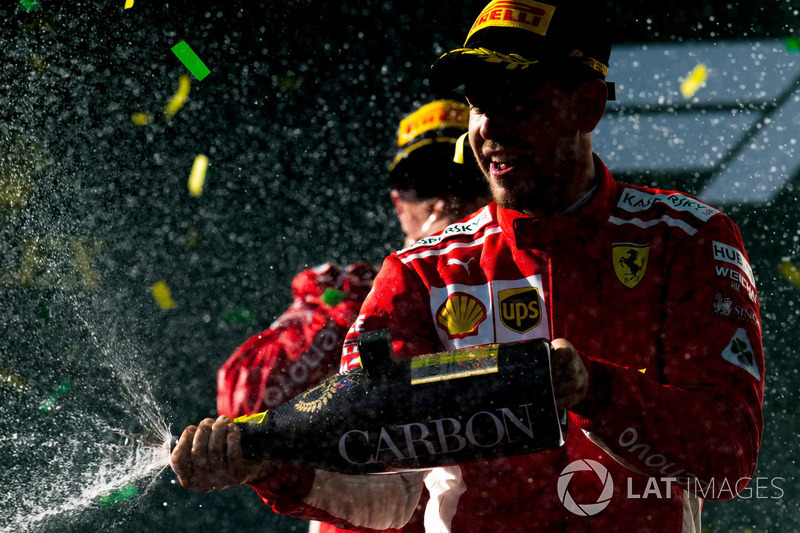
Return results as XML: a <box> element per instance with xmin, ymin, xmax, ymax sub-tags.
<box><xmin>490</xmin><ymin>183</ymin><xmax>522</xmax><ymax>211</ymax></box>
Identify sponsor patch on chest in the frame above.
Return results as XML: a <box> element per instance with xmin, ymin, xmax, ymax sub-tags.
<box><xmin>429</xmin><ymin>276</ymin><xmax>551</xmax><ymax>350</ymax></box>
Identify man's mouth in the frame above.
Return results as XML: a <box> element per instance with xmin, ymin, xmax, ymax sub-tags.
<box><xmin>490</xmin><ymin>158</ymin><xmax>519</xmax><ymax>176</ymax></box>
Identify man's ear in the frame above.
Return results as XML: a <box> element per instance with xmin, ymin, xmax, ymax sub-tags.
<box><xmin>431</xmin><ymin>198</ymin><xmax>446</xmax><ymax>218</ymax></box>
<box><xmin>576</xmin><ymin>79</ymin><xmax>608</xmax><ymax>133</ymax></box>
<box><xmin>390</xmin><ymin>189</ymin><xmax>403</xmax><ymax>217</ymax></box>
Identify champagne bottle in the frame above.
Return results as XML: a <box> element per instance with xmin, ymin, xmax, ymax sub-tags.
<box><xmin>234</xmin><ymin>330</ymin><xmax>565</xmax><ymax>474</ymax></box>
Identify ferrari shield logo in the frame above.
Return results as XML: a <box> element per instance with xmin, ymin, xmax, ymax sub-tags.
<box><xmin>612</xmin><ymin>243</ymin><xmax>649</xmax><ymax>288</ymax></box>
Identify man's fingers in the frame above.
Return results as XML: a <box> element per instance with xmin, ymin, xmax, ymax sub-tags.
<box><xmin>171</xmin><ymin>426</ymin><xmax>197</xmax><ymax>488</ymax></box>
<box><xmin>549</xmin><ymin>338</ymin><xmax>588</xmax><ymax>410</ymax></box>
<box><xmin>208</xmin><ymin>416</ymin><xmax>230</xmax><ymax>467</ymax></box>
<box><xmin>192</xmin><ymin>418</ymin><xmax>215</xmax><ymax>472</ymax></box>
<box><xmin>227</xmin><ymin>424</ymin><xmax>243</xmax><ymax>463</ymax></box>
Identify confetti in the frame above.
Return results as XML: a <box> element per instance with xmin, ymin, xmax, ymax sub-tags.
<box><xmin>151</xmin><ymin>280</ymin><xmax>177</xmax><ymax>309</ymax></box>
<box><xmin>98</xmin><ymin>485</ymin><xmax>138</xmax><ymax>507</ymax></box>
<box><xmin>778</xmin><ymin>260</ymin><xmax>800</xmax><ymax>290</ymax></box>
<box><xmin>785</xmin><ymin>37</ymin><xmax>800</xmax><ymax>52</ymax></box>
<box><xmin>321</xmin><ymin>288</ymin><xmax>345</xmax><ymax>306</ymax></box>
<box><xmin>164</xmin><ymin>75</ymin><xmax>191</xmax><ymax>118</ymax></box>
<box><xmin>188</xmin><ymin>154</ymin><xmax>209</xmax><ymax>197</ymax></box>
<box><xmin>131</xmin><ymin>112</ymin><xmax>151</xmax><ymax>126</ymax></box>
<box><xmin>680</xmin><ymin>63</ymin><xmax>708</xmax><ymax>99</ymax></box>
<box><xmin>453</xmin><ymin>132</ymin><xmax>468</xmax><ymax>164</ymax></box>
<box><xmin>170</xmin><ymin>41</ymin><xmax>210</xmax><ymax>81</ymax></box>
<box><xmin>39</xmin><ymin>381</ymin><xmax>71</xmax><ymax>413</ymax></box>
<box><xmin>0</xmin><ymin>366</ymin><xmax>28</xmax><ymax>392</ymax></box>
<box><xmin>221</xmin><ymin>307</ymin><xmax>256</xmax><ymax>325</ymax></box>
<box><xmin>19</xmin><ymin>0</ymin><xmax>40</xmax><ymax>12</ymax></box>
<box><xmin>124</xmin><ymin>0</ymin><xmax>134</xmax><ymax>8</ymax></box>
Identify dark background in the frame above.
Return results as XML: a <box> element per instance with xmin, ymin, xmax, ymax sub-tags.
<box><xmin>1</xmin><ymin>1</ymin><xmax>799</xmax><ymax>531</ymax></box>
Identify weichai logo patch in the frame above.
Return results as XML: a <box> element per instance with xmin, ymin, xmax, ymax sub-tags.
<box><xmin>499</xmin><ymin>287</ymin><xmax>542</xmax><ymax>333</ymax></box>
<box><xmin>466</xmin><ymin>0</ymin><xmax>557</xmax><ymax>42</ymax></box>
<box><xmin>436</xmin><ymin>292</ymin><xmax>487</xmax><ymax>340</ymax></box>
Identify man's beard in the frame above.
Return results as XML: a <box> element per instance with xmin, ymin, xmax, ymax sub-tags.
<box><xmin>482</xmin><ymin>148</ymin><xmax>579</xmax><ymax>214</ymax></box>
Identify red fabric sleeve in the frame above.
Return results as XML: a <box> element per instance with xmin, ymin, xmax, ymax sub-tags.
<box><xmin>341</xmin><ymin>254</ymin><xmax>440</xmax><ymax>371</ymax></box>
<box><xmin>572</xmin><ymin>215</ymin><xmax>764</xmax><ymax>499</ymax></box>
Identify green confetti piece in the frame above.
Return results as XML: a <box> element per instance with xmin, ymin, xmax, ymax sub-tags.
<box><xmin>321</xmin><ymin>288</ymin><xmax>345</xmax><ymax>307</ymax></box>
<box><xmin>98</xmin><ymin>485</ymin><xmax>138</xmax><ymax>507</ymax></box>
<box><xmin>39</xmin><ymin>381</ymin><xmax>71</xmax><ymax>413</ymax></box>
<box><xmin>19</xmin><ymin>0</ymin><xmax>40</xmax><ymax>12</ymax></box>
<box><xmin>170</xmin><ymin>41</ymin><xmax>210</xmax><ymax>81</ymax></box>
<box><xmin>785</xmin><ymin>37</ymin><xmax>800</xmax><ymax>52</ymax></box>
<box><xmin>221</xmin><ymin>307</ymin><xmax>256</xmax><ymax>325</ymax></box>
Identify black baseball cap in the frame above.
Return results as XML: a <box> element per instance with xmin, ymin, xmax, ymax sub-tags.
<box><xmin>430</xmin><ymin>0</ymin><xmax>613</xmax><ymax>98</ymax></box>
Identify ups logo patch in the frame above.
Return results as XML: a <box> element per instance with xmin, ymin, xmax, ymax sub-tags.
<box><xmin>499</xmin><ymin>287</ymin><xmax>541</xmax><ymax>333</ymax></box>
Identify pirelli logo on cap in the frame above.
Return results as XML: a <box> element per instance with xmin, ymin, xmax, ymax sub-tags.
<box><xmin>466</xmin><ymin>0</ymin><xmax>557</xmax><ymax>42</ymax></box>
<box><xmin>398</xmin><ymin>100</ymin><xmax>469</xmax><ymax>147</ymax></box>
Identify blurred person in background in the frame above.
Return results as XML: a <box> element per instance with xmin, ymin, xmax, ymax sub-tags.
<box><xmin>213</xmin><ymin>99</ymin><xmax>488</xmax><ymax>533</ymax></box>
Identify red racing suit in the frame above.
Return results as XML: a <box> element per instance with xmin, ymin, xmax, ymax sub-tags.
<box><xmin>249</xmin><ymin>156</ymin><xmax>764</xmax><ymax>532</ymax></box>
<box><xmin>217</xmin><ymin>262</ymin><xmax>377</xmax><ymax>417</ymax></box>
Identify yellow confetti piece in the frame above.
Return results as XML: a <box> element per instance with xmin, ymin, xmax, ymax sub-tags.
<box><xmin>151</xmin><ymin>280</ymin><xmax>177</xmax><ymax>309</ymax></box>
<box><xmin>188</xmin><ymin>154</ymin><xmax>209</xmax><ymax>197</ymax></box>
<box><xmin>779</xmin><ymin>260</ymin><xmax>800</xmax><ymax>289</ymax></box>
<box><xmin>131</xmin><ymin>112</ymin><xmax>151</xmax><ymax>126</ymax></box>
<box><xmin>164</xmin><ymin>75</ymin><xmax>191</xmax><ymax>118</ymax></box>
<box><xmin>453</xmin><ymin>132</ymin><xmax>468</xmax><ymax>164</ymax></box>
<box><xmin>124</xmin><ymin>0</ymin><xmax>134</xmax><ymax>8</ymax></box>
<box><xmin>680</xmin><ymin>63</ymin><xmax>708</xmax><ymax>98</ymax></box>
<box><xmin>638</xmin><ymin>368</ymin><xmax>647</xmax><ymax>374</ymax></box>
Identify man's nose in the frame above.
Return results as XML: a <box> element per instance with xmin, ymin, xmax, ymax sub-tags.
<box><xmin>476</xmin><ymin>112</ymin><xmax>507</xmax><ymax>140</ymax></box>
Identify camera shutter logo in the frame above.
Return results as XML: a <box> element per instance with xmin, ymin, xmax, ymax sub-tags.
<box><xmin>557</xmin><ymin>459</ymin><xmax>614</xmax><ymax>516</ymax></box>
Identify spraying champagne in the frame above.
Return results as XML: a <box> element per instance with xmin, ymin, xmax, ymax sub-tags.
<box><xmin>175</xmin><ymin>330</ymin><xmax>566</xmax><ymax>474</ymax></box>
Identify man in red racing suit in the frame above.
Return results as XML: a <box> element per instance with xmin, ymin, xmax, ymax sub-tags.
<box><xmin>171</xmin><ymin>2</ymin><xmax>763</xmax><ymax>531</ymax></box>
<box><xmin>245</xmin><ymin>156</ymin><xmax>764</xmax><ymax>533</ymax></box>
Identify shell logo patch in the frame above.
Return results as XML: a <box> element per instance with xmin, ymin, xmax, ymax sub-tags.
<box><xmin>612</xmin><ymin>243</ymin><xmax>650</xmax><ymax>288</ymax></box>
<box><xmin>498</xmin><ymin>287</ymin><xmax>542</xmax><ymax>333</ymax></box>
<box><xmin>436</xmin><ymin>292</ymin><xmax>487</xmax><ymax>340</ymax></box>
<box><xmin>466</xmin><ymin>0</ymin><xmax>557</xmax><ymax>43</ymax></box>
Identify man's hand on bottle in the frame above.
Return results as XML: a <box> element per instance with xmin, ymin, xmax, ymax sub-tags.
<box><xmin>170</xmin><ymin>415</ymin><xmax>278</xmax><ymax>492</ymax></box>
<box><xmin>550</xmin><ymin>338</ymin><xmax>589</xmax><ymax>411</ymax></box>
